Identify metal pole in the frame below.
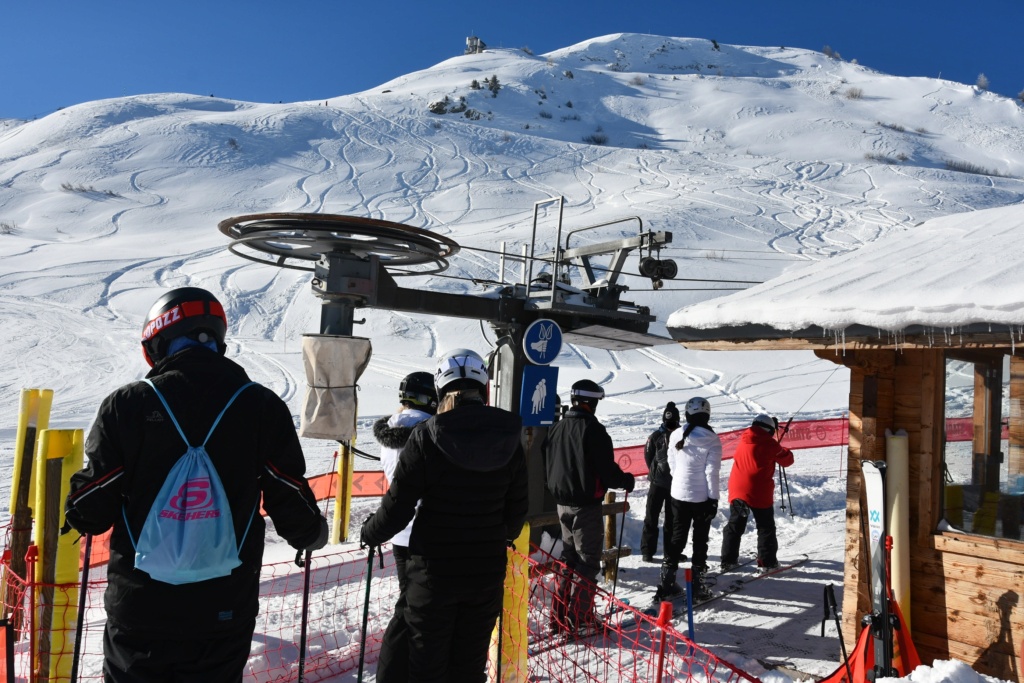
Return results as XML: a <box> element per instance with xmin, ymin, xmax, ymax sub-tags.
<box><xmin>296</xmin><ymin>549</ymin><xmax>312</xmax><ymax>682</ymax></box>
<box><xmin>357</xmin><ymin>546</ymin><xmax>376</xmax><ymax>683</ymax></box>
<box><xmin>683</xmin><ymin>562</ymin><xmax>695</xmax><ymax>641</ymax></box>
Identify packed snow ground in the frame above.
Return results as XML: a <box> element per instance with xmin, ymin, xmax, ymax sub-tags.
<box><xmin>2</xmin><ymin>32</ymin><xmax>1023</xmax><ymax>682</ymax></box>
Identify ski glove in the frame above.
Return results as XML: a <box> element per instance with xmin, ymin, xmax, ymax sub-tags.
<box><xmin>305</xmin><ymin>516</ymin><xmax>330</xmax><ymax>552</ymax></box>
<box><xmin>704</xmin><ymin>498</ymin><xmax>719</xmax><ymax>523</ymax></box>
<box><xmin>359</xmin><ymin>515</ymin><xmax>380</xmax><ymax>550</ymax></box>
<box><xmin>623</xmin><ymin>473</ymin><xmax>636</xmax><ymax>493</ymax></box>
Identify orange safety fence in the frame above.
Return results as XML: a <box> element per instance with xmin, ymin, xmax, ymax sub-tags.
<box><xmin>1</xmin><ymin>526</ymin><xmax>762</xmax><ymax>683</ymax></box>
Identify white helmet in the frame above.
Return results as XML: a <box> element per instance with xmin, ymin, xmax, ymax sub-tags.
<box><xmin>434</xmin><ymin>348</ymin><xmax>489</xmax><ymax>394</ymax></box>
<box><xmin>752</xmin><ymin>413</ymin><xmax>777</xmax><ymax>434</ymax></box>
<box><xmin>684</xmin><ymin>396</ymin><xmax>711</xmax><ymax>418</ymax></box>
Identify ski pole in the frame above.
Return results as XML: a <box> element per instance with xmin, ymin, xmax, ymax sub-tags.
<box><xmin>777</xmin><ymin>465</ymin><xmax>786</xmax><ymax>514</ymax></box>
<box><xmin>357</xmin><ymin>545</ymin><xmax>378</xmax><ymax>683</ymax></box>
<box><xmin>781</xmin><ymin>466</ymin><xmax>795</xmax><ymax>518</ymax></box>
<box><xmin>776</xmin><ymin>418</ymin><xmax>795</xmax><ymax>517</ymax></box>
<box><xmin>69</xmin><ymin>533</ymin><xmax>92</xmax><ymax>683</ymax></box>
<box><xmin>823</xmin><ymin>584</ymin><xmax>853</xmax><ymax>683</ymax></box>
<box><xmin>296</xmin><ymin>549</ymin><xmax>313</xmax><ymax>683</ymax></box>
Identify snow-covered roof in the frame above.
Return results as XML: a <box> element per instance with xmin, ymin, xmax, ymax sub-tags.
<box><xmin>667</xmin><ymin>204</ymin><xmax>1024</xmax><ymax>348</ymax></box>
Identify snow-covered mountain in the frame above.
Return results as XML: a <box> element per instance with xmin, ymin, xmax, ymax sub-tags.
<box><xmin>2</xmin><ymin>32</ymin><xmax>1022</xmax><ymax>469</ymax></box>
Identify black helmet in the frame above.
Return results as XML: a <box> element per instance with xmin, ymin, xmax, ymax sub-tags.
<box><xmin>141</xmin><ymin>287</ymin><xmax>227</xmax><ymax>367</ymax></box>
<box><xmin>570</xmin><ymin>379</ymin><xmax>605</xmax><ymax>406</ymax></box>
<box><xmin>399</xmin><ymin>371</ymin><xmax>438</xmax><ymax>412</ymax></box>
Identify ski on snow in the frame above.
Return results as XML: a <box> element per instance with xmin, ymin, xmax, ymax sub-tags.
<box><xmin>642</xmin><ymin>554</ymin><xmax>810</xmax><ymax>617</ymax></box>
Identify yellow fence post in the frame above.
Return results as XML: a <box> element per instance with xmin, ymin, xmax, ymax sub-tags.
<box><xmin>332</xmin><ymin>440</ymin><xmax>355</xmax><ymax>544</ymax></box>
<box><xmin>32</xmin><ymin>428</ymin><xmax>84</xmax><ymax>683</ymax></box>
<box><xmin>489</xmin><ymin>521</ymin><xmax>530</xmax><ymax>682</ymax></box>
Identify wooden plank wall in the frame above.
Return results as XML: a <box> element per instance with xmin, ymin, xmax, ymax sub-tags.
<box><xmin>842</xmin><ymin>349</ymin><xmax>1024</xmax><ymax>683</ymax></box>
<box><xmin>906</xmin><ymin>352</ymin><xmax>1024</xmax><ymax>683</ymax></box>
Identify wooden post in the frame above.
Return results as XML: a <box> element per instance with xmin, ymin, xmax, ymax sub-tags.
<box><xmin>5</xmin><ymin>390</ymin><xmax>53</xmax><ymax>628</ymax></box>
<box><xmin>603</xmin><ymin>492</ymin><xmax>617</xmax><ymax>583</ymax></box>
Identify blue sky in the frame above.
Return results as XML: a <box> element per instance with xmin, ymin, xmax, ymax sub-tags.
<box><xmin>4</xmin><ymin>0</ymin><xmax>1022</xmax><ymax>120</ymax></box>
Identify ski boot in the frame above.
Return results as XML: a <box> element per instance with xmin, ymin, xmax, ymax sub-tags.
<box><xmin>691</xmin><ymin>565</ymin><xmax>713</xmax><ymax>602</ymax></box>
<box><xmin>653</xmin><ymin>562</ymin><xmax>684</xmax><ymax>601</ymax></box>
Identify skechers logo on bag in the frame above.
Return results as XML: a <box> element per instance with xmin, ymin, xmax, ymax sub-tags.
<box><xmin>158</xmin><ymin>478</ymin><xmax>222</xmax><ymax>521</ymax></box>
<box><xmin>129</xmin><ymin>379</ymin><xmax>256</xmax><ymax>585</ymax></box>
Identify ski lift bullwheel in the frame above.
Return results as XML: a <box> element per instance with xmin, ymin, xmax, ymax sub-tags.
<box><xmin>218</xmin><ymin>212</ymin><xmax>460</xmax><ymax>275</ymax></box>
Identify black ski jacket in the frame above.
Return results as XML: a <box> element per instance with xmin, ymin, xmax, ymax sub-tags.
<box><xmin>543</xmin><ymin>406</ymin><xmax>634</xmax><ymax>507</ymax></box>
<box><xmin>361</xmin><ymin>401</ymin><xmax>528</xmax><ymax>583</ymax></box>
<box><xmin>65</xmin><ymin>348</ymin><xmax>324</xmax><ymax>636</ymax></box>
<box><xmin>644</xmin><ymin>425</ymin><xmax>674</xmax><ymax>490</ymax></box>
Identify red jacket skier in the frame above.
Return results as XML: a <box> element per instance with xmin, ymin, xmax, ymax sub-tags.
<box><xmin>720</xmin><ymin>414</ymin><xmax>794</xmax><ymax>571</ymax></box>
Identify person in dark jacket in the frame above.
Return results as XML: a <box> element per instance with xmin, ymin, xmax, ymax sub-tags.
<box><xmin>720</xmin><ymin>414</ymin><xmax>795</xmax><ymax>572</ymax></box>
<box><xmin>371</xmin><ymin>371</ymin><xmax>437</xmax><ymax>683</ymax></box>
<box><xmin>640</xmin><ymin>402</ymin><xmax>680</xmax><ymax>562</ymax></box>
<box><xmin>542</xmin><ymin>378</ymin><xmax>635</xmax><ymax>632</ymax></box>
<box><xmin>64</xmin><ymin>287</ymin><xmax>328</xmax><ymax>683</ymax></box>
<box><xmin>361</xmin><ymin>348</ymin><xmax>528</xmax><ymax>683</ymax></box>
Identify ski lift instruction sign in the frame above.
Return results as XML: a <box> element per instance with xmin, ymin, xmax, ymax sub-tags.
<box><xmin>522</xmin><ymin>319</ymin><xmax>562</xmax><ymax>365</ymax></box>
<box><xmin>521</xmin><ymin>320</ymin><xmax>562</xmax><ymax>426</ymax></box>
<box><xmin>520</xmin><ymin>365</ymin><xmax>559</xmax><ymax>426</ymax></box>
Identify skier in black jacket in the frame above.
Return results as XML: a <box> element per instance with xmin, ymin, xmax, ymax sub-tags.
<box><xmin>542</xmin><ymin>379</ymin><xmax>635</xmax><ymax>632</ymax></box>
<box><xmin>64</xmin><ymin>287</ymin><xmax>328</xmax><ymax>683</ymax></box>
<box><xmin>640</xmin><ymin>401</ymin><xmax>679</xmax><ymax>562</ymax></box>
<box><xmin>361</xmin><ymin>348</ymin><xmax>528</xmax><ymax>683</ymax></box>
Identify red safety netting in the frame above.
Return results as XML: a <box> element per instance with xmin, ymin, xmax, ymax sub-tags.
<box><xmin>0</xmin><ymin>535</ymin><xmax>761</xmax><ymax>683</ymax></box>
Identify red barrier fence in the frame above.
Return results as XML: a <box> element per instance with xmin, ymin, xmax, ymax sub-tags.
<box><xmin>2</xmin><ymin>530</ymin><xmax>761</xmax><ymax>683</ymax></box>
<box><xmin>82</xmin><ymin>414</ymin><xmax>992</xmax><ymax>570</ymax></box>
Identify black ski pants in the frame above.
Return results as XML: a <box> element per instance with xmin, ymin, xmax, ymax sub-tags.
<box><xmin>665</xmin><ymin>499</ymin><xmax>712</xmax><ymax>571</ymax></box>
<box><xmin>720</xmin><ymin>499</ymin><xmax>779</xmax><ymax>566</ymax></box>
<box><xmin>378</xmin><ymin>556</ymin><xmax>504</xmax><ymax>683</ymax></box>
<box><xmin>376</xmin><ymin>545</ymin><xmax>411</xmax><ymax>683</ymax></box>
<box><xmin>553</xmin><ymin>503</ymin><xmax>603</xmax><ymax>623</ymax></box>
<box><xmin>640</xmin><ymin>485</ymin><xmax>674</xmax><ymax>558</ymax></box>
<box><xmin>103</xmin><ymin>617</ymin><xmax>255</xmax><ymax>683</ymax></box>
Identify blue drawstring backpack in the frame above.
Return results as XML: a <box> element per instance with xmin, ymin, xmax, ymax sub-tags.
<box><xmin>125</xmin><ymin>380</ymin><xmax>258</xmax><ymax>585</ymax></box>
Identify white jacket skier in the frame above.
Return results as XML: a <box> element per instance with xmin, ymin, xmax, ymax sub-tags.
<box><xmin>377</xmin><ymin>407</ymin><xmax>432</xmax><ymax>546</ymax></box>
<box><xmin>666</xmin><ymin>422</ymin><xmax>721</xmax><ymax>503</ymax></box>
<box><xmin>656</xmin><ymin>396</ymin><xmax>723</xmax><ymax>602</ymax></box>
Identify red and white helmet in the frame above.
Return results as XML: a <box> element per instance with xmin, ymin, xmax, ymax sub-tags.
<box><xmin>141</xmin><ymin>287</ymin><xmax>227</xmax><ymax>367</ymax></box>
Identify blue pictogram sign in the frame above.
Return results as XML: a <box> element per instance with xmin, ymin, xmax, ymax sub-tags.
<box><xmin>523</xmin><ymin>319</ymin><xmax>563</xmax><ymax>366</ymax></box>
<box><xmin>520</xmin><ymin>365</ymin><xmax>559</xmax><ymax>426</ymax></box>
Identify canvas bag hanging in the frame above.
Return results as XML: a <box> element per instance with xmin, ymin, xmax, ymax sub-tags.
<box><xmin>126</xmin><ymin>379</ymin><xmax>256</xmax><ymax>585</ymax></box>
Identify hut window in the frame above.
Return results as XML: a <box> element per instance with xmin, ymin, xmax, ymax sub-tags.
<box><xmin>941</xmin><ymin>352</ymin><xmax>1024</xmax><ymax>539</ymax></box>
